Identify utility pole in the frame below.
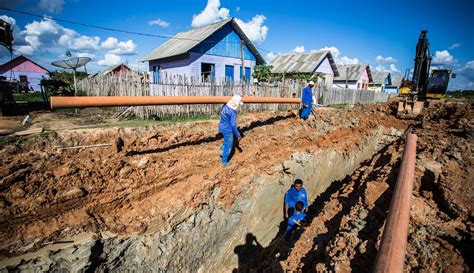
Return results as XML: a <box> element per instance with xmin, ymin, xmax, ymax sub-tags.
<box><xmin>240</xmin><ymin>39</ymin><xmax>246</xmax><ymax>96</ymax></box>
<box><xmin>345</xmin><ymin>67</ymin><xmax>349</xmax><ymax>89</ymax></box>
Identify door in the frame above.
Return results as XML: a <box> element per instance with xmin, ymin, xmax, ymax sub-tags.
<box><xmin>19</xmin><ymin>75</ymin><xmax>29</xmax><ymax>92</ymax></box>
<box><xmin>225</xmin><ymin>65</ymin><xmax>234</xmax><ymax>83</ymax></box>
<box><xmin>240</xmin><ymin>66</ymin><xmax>251</xmax><ymax>83</ymax></box>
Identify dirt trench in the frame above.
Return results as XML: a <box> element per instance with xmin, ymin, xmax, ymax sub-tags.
<box><xmin>258</xmin><ymin>101</ymin><xmax>473</xmax><ymax>272</ymax></box>
<box><xmin>0</xmin><ymin>102</ymin><xmax>472</xmax><ymax>272</ymax></box>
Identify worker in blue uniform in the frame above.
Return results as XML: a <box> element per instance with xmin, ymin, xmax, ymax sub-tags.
<box><xmin>284</xmin><ymin>179</ymin><xmax>309</xmax><ymax>218</ymax></box>
<box><xmin>300</xmin><ymin>81</ymin><xmax>314</xmax><ymax>120</ymax></box>
<box><xmin>285</xmin><ymin>201</ymin><xmax>307</xmax><ymax>241</ymax></box>
<box><xmin>219</xmin><ymin>95</ymin><xmax>243</xmax><ymax>167</ymax></box>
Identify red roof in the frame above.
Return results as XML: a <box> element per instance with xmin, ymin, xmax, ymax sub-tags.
<box><xmin>0</xmin><ymin>55</ymin><xmax>50</xmax><ymax>74</ymax></box>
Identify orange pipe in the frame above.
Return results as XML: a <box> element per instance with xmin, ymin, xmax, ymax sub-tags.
<box><xmin>373</xmin><ymin>133</ymin><xmax>417</xmax><ymax>273</ymax></box>
<box><xmin>50</xmin><ymin>96</ymin><xmax>302</xmax><ymax>109</ymax></box>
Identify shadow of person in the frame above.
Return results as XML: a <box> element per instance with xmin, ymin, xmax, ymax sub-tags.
<box><xmin>233</xmin><ymin>233</ymin><xmax>264</xmax><ymax>272</ymax></box>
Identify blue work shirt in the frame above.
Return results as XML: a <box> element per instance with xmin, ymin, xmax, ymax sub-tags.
<box><xmin>287</xmin><ymin>212</ymin><xmax>307</xmax><ymax>233</ymax></box>
<box><xmin>302</xmin><ymin>87</ymin><xmax>313</xmax><ymax>106</ymax></box>
<box><xmin>219</xmin><ymin>105</ymin><xmax>241</xmax><ymax>138</ymax></box>
<box><xmin>285</xmin><ymin>186</ymin><xmax>309</xmax><ymax>209</ymax></box>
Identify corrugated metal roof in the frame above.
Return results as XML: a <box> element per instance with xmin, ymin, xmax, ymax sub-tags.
<box><xmin>141</xmin><ymin>18</ymin><xmax>265</xmax><ymax>64</ymax></box>
<box><xmin>391</xmin><ymin>76</ymin><xmax>403</xmax><ymax>87</ymax></box>
<box><xmin>333</xmin><ymin>64</ymin><xmax>373</xmax><ymax>82</ymax></box>
<box><xmin>269</xmin><ymin>51</ymin><xmax>339</xmax><ymax>76</ymax></box>
<box><xmin>102</xmin><ymin>63</ymin><xmax>124</xmax><ymax>75</ymax></box>
<box><xmin>372</xmin><ymin>72</ymin><xmax>390</xmax><ymax>84</ymax></box>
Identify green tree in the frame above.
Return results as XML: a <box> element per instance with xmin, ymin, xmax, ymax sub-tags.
<box><xmin>252</xmin><ymin>64</ymin><xmax>273</xmax><ymax>82</ymax></box>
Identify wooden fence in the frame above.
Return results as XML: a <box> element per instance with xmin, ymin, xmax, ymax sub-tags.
<box><xmin>78</xmin><ymin>72</ymin><xmax>390</xmax><ymax>118</ymax></box>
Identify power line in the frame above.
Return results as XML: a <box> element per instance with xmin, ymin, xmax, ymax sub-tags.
<box><xmin>0</xmin><ymin>7</ymin><xmax>240</xmax><ymax>43</ymax></box>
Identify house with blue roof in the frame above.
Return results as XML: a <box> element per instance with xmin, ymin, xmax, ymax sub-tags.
<box><xmin>142</xmin><ymin>18</ymin><xmax>265</xmax><ymax>84</ymax></box>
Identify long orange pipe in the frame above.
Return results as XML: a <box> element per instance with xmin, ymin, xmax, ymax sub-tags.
<box><xmin>373</xmin><ymin>133</ymin><xmax>417</xmax><ymax>273</ymax></box>
<box><xmin>50</xmin><ymin>96</ymin><xmax>302</xmax><ymax>109</ymax></box>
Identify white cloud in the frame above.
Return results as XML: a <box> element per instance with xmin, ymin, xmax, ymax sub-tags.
<box><xmin>313</xmin><ymin>46</ymin><xmax>340</xmax><ymax>58</ymax></box>
<box><xmin>389</xmin><ymin>63</ymin><xmax>400</xmax><ymax>73</ymax></box>
<box><xmin>15</xmin><ymin>17</ymin><xmax>101</xmax><ymax>54</ymax></box>
<box><xmin>191</xmin><ymin>0</ymin><xmax>269</xmax><ymax>43</ymax></box>
<box><xmin>292</xmin><ymin>45</ymin><xmax>305</xmax><ymax>53</ymax></box>
<box><xmin>432</xmin><ymin>50</ymin><xmax>454</xmax><ymax>65</ymax></box>
<box><xmin>149</xmin><ymin>18</ymin><xmax>170</xmax><ymax>28</ymax></box>
<box><xmin>375</xmin><ymin>63</ymin><xmax>400</xmax><ymax>73</ymax></box>
<box><xmin>76</xmin><ymin>52</ymin><xmax>95</xmax><ymax>59</ymax></box>
<box><xmin>339</xmin><ymin>56</ymin><xmax>359</xmax><ymax>65</ymax></box>
<box><xmin>15</xmin><ymin>45</ymin><xmax>35</xmax><ymax>55</ymax></box>
<box><xmin>266</xmin><ymin>52</ymin><xmax>277</xmax><ymax>62</ymax></box>
<box><xmin>58</xmin><ymin>33</ymin><xmax>100</xmax><ymax>51</ymax></box>
<box><xmin>312</xmin><ymin>46</ymin><xmax>358</xmax><ymax>65</ymax></box>
<box><xmin>191</xmin><ymin>0</ymin><xmax>230</xmax><ymax>27</ymax></box>
<box><xmin>458</xmin><ymin>60</ymin><xmax>474</xmax><ymax>82</ymax></box>
<box><xmin>235</xmin><ymin>15</ymin><xmax>268</xmax><ymax>44</ymax></box>
<box><xmin>97</xmin><ymin>53</ymin><xmax>122</xmax><ymax>67</ymax></box>
<box><xmin>101</xmin><ymin>37</ymin><xmax>118</xmax><ymax>49</ymax></box>
<box><xmin>101</xmin><ymin>37</ymin><xmax>137</xmax><ymax>55</ymax></box>
<box><xmin>38</xmin><ymin>0</ymin><xmax>64</xmax><ymax>13</ymax></box>
<box><xmin>449</xmin><ymin>43</ymin><xmax>461</xmax><ymax>50</ymax></box>
<box><xmin>375</xmin><ymin>55</ymin><xmax>397</xmax><ymax>63</ymax></box>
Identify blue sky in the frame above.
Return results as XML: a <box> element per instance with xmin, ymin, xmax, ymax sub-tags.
<box><xmin>1</xmin><ymin>0</ymin><xmax>473</xmax><ymax>89</ymax></box>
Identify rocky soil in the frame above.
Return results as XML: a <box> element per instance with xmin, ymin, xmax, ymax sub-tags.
<box><xmin>0</xmin><ymin>102</ymin><xmax>471</xmax><ymax>272</ymax></box>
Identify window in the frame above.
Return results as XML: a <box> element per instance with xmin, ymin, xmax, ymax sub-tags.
<box><xmin>19</xmin><ymin>75</ymin><xmax>28</xmax><ymax>83</ymax></box>
<box><xmin>152</xmin><ymin>65</ymin><xmax>161</xmax><ymax>83</ymax></box>
<box><xmin>201</xmin><ymin>63</ymin><xmax>215</xmax><ymax>81</ymax></box>
<box><xmin>357</xmin><ymin>83</ymin><xmax>361</xmax><ymax>90</ymax></box>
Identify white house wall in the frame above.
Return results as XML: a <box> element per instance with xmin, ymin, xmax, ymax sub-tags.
<box><xmin>148</xmin><ymin>53</ymin><xmax>256</xmax><ymax>81</ymax></box>
<box><xmin>188</xmin><ymin>52</ymin><xmax>256</xmax><ymax>80</ymax></box>
<box><xmin>149</xmin><ymin>58</ymin><xmax>191</xmax><ymax>76</ymax></box>
<box><xmin>314</xmin><ymin>57</ymin><xmax>335</xmax><ymax>90</ymax></box>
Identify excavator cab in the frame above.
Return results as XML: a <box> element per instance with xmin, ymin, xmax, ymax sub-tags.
<box><xmin>397</xmin><ymin>30</ymin><xmax>450</xmax><ymax>119</ymax></box>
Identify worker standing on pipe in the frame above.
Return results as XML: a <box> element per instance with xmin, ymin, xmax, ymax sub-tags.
<box><xmin>284</xmin><ymin>179</ymin><xmax>309</xmax><ymax>218</ymax></box>
<box><xmin>300</xmin><ymin>81</ymin><xmax>314</xmax><ymax>120</ymax></box>
<box><xmin>219</xmin><ymin>95</ymin><xmax>243</xmax><ymax>167</ymax></box>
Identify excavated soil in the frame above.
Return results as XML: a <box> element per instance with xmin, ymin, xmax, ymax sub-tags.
<box><xmin>0</xmin><ymin>102</ymin><xmax>472</xmax><ymax>272</ymax></box>
<box><xmin>261</xmin><ymin>102</ymin><xmax>473</xmax><ymax>272</ymax></box>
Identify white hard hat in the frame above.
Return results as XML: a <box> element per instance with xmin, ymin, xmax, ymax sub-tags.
<box><xmin>308</xmin><ymin>81</ymin><xmax>315</xmax><ymax>85</ymax></box>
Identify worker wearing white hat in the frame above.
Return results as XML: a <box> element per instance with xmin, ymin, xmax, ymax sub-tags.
<box><xmin>300</xmin><ymin>81</ymin><xmax>314</xmax><ymax>120</ymax></box>
<box><xmin>218</xmin><ymin>95</ymin><xmax>243</xmax><ymax>167</ymax></box>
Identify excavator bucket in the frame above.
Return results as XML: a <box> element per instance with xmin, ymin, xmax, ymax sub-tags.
<box><xmin>397</xmin><ymin>100</ymin><xmax>424</xmax><ymax>119</ymax></box>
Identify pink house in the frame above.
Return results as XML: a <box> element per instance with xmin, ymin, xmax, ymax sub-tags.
<box><xmin>0</xmin><ymin>55</ymin><xmax>50</xmax><ymax>92</ymax></box>
<box><xmin>332</xmin><ymin>64</ymin><xmax>373</xmax><ymax>90</ymax></box>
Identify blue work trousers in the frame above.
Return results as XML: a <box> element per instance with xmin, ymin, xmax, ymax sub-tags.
<box><xmin>221</xmin><ymin>132</ymin><xmax>234</xmax><ymax>164</ymax></box>
<box><xmin>300</xmin><ymin>105</ymin><xmax>312</xmax><ymax>120</ymax></box>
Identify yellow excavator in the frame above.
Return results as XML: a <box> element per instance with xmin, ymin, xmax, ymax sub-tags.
<box><xmin>397</xmin><ymin>30</ymin><xmax>453</xmax><ymax>118</ymax></box>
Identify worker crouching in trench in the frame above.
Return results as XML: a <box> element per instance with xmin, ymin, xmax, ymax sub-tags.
<box><xmin>219</xmin><ymin>95</ymin><xmax>243</xmax><ymax>167</ymax></box>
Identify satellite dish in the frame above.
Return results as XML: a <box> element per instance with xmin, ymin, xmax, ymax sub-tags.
<box><xmin>52</xmin><ymin>57</ymin><xmax>91</xmax><ymax>70</ymax></box>
<box><xmin>51</xmin><ymin>56</ymin><xmax>91</xmax><ymax>113</ymax></box>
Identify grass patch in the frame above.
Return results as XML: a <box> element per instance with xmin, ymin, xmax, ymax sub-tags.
<box><xmin>445</xmin><ymin>90</ymin><xmax>474</xmax><ymax>101</ymax></box>
<box><xmin>328</xmin><ymin>103</ymin><xmax>348</xmax><ymax>109</ymax></box>
<box><xmin>157</xmin><ymin>114</ymin><xmax>219</xmax><ymax>123</ymax></box>
<box><xmin>0</xmin><ymin>135</ymin><xmax>17</xmax><ymax>147</ymax></box>
<box><xmin>65</xmin><ymin>114</ymin><xmax>218</xmax><ymax>130</ymax></box>
<box><xmin>13</xmin><ymin>93</ymin><xmax>45</xmax><ymax>103</ymax></box>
